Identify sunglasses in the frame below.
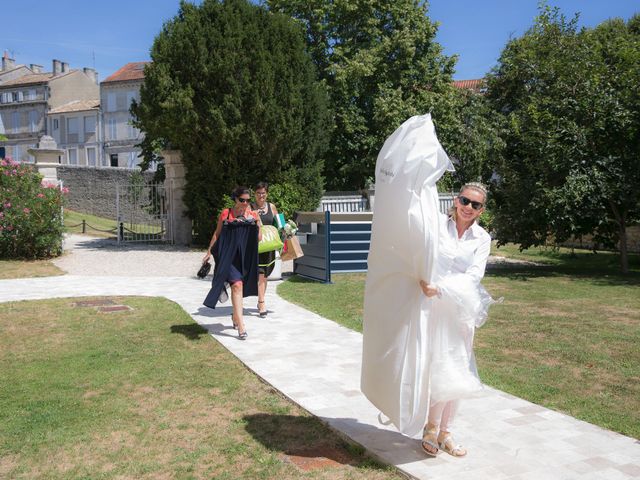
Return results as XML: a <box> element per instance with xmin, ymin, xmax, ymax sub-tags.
<box><xmin>237</xmin><ymin>198</ymin><xmax>251</xmax><ymax>203</ymax></box>
<box><xmin>458</xmin><ymin>195</ymin><xmax>484</xmax><ymax>211</ymax></box>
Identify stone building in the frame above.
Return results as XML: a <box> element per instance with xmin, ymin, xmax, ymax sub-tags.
<box><xmin>48</xmin><ymin>100</ymin><xmax>102</xmax><ymax>166</ymax></box>
<box><xmin>0</xmin><ymin>58</ymin><xmax>99</xmax><ymax>162</ymax></box>
<box><xmin>100</xmin><ymin>62</ymin><xmax>148</xmax><ymax>168</ymax></box>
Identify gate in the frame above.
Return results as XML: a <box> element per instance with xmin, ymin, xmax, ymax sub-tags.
<box><xmin>116</xmin><ymin>181</ymin><xmax>174</xmax><ymax>244</ymax></box>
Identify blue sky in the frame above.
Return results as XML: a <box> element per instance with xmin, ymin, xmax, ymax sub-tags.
<box><xmin>2</xmin><ymin>1</ymin><xmax>637</xmax><ymax>81</ymax></box>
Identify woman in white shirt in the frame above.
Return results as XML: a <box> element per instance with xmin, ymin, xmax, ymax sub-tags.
<box><xmin>419</xmin><ymin>182</ymin><xmax>492</xmax><ymax>457</ymax></box>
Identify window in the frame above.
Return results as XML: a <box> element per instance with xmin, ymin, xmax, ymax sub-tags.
<box><xmin>84</xmin><ymin>115</ymin><xmax>96</xmax><ymax>134</ymax></box>
<box><xmin>27</xmin><ymin>89</ymin><xmax>36</xmax><ymax>100</ymax></box>
<box><xmin>127</xmin><ymin>115</ymin><xmax>137</xmax><ymax>139</ymax></box>
<box><xmin>126</xmin><ymin>91</ymin><xmax>137</xmax><ymax>107</ymax></box>
<box><xmin>107</xmin><ymin>92</ymin><xmax>116</xmax><ymax>112</ymax></box>
<box><xmin>16</xmin><ymin>91</ymin><xmax>24</xmax><ymax>102</ymax></box>
<box><xmin>52</xmin><ymin>118</ymin><xmax>59</xmax><ymax>130</ymax></box>
<box><xmin>86</xmin><ymin>147</ymin><xmax>96</xmax><ymax>167</ymax></box>
<box><xmin>127</xmin><ymin>151</ymin><xmax>139</xmax><ymax>169</ymax></box>
<box><xmin>67</xmin><ymin>117</ymin><xmax>79</xmax><ymax>143</ymax></box>
<box><xmin>0</xmin><ymin>93</ymin><xmax>7</xmax><ymax>103</ymax></box>
<box><xmin>29</xmin><ymin>111</ymin><xmax>38</xmax><ymax>133</ymax></box>
<box><xmin>108</xmin><ymin>118</ymin><xmax>117</xmax><ymax>140</ymax></box>
<box><xmin>67</xmin><ymin>148</ymin><xmax>78</xmax><ymax>165</ymax></box>
<box><xmin>110</xmin><ymin>153</ymin><xmax>118</xmax><ymax>167</ymax></box>
<box><xmin>14</xmin><ymin>145</ymin><xmax>22</xmax><ymax>162</ymax></box>
<box><xmin>12</xmin><ymin>112</ymin><xmax>19</xmax><ymax>133</ymax></box>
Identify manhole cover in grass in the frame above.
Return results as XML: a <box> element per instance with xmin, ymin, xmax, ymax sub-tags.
<box><xmin>282</xmin><ymin>446</ymin><xmax>353</xmax><ymax>472</ymax></box>
<box><xmin>98</xmin><ymin>305</ymin><xmax>133</xmax><ymax>313</ymax></box>
<box><xmin>73</xmin><ymin>299</ymin><xmax>116</xmax><ymax>307</ymax></box>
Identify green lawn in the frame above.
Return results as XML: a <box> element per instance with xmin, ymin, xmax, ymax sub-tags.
<box><xmin>64</xmin><ymin>209</ymin><xmax>118</xmax><ymax>238</ymax></box>
<box><xmin>64</xmin><ymin>209</ymin><xmax>163</xmax><ymax>239</ymax></box>
<box><xmin>278</xmin><ymin>248</ymin><xmax>640</xmax><ymax>439</ymax></box>
<box><xmin>0</xmin><ymin>297</ymin><xmax>400</xmax><ymax>480</ymax></box>
<box><xmin>0</xmin><ymin>259</ymin><xmax>64</xmax><ymax>279</ymax></box>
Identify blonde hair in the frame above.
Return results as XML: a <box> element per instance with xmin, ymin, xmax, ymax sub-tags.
<box><xmin>448</xmin><ymin>182</ymin><xmax>488</xmax><ymax>220</ymax></box>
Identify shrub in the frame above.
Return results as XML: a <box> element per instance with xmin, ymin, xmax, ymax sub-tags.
<box><xmin>0</xmin><ymin>158</ymin><xmax>67</xmax><ymax>259</ymax></box>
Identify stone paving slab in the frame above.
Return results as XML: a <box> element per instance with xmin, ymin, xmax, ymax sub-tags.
<box><xmin>1</xmin><ymin>274</ymin><xmax>639</xmax><ymax>480</ymax></box>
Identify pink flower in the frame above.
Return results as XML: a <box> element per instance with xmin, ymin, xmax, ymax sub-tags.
<box><xmin>37</xmin><ymin>193</ymin><xmax>45</xmax><ymax>198</ymax></box>
<box><xmin>6</xmin><ymin>225</ymin><xmax>13</xmax><ymax>231</ymax></box>
<box><xmin>0</xmin><ymin>159</ymin><xmax>6</xmax><ymax>166</ymax></box>
<box><xmin>11</xmin><ymin>169</ymin><xmax>16</xmax><ymax>175</ymax></box>
<box><xmin>61</xmin><ymin>187</ymin><xmax>69</xmax><ymax>194</ymax></box>
<box><xmin>23</xmin><ymin>208</ymin><xmax>30</xmax><ymax>214</ymax></box>
<box><xmin>0</xmin><ymin>212</ymin><xmax>3</xmax><ymax>218</ymax></box>
<box><xmin>3</xmin><ymin>202</ymin><xmax>10</xmax><ymax>208</ymax></box>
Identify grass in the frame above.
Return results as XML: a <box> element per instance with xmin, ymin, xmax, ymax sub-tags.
<box><xmin>64</xmin><ymin>209</ymin><xmax>163</xmax><ymax>239</ymax></box>
<box><xmin>0</xmin><ymin>259</ymin><xmax>64</xmax><ymax>279</ymax></box>
<box><xmin>64</xmin><ymin>209</ymin><xmax>118</xmax><ymax>238</ymax></box>
<box><xmin>492</xmin><ymin>242</ymin><xmax>640</xmax><ymax>273</ymax></box>
<box><xmin>278</xmin><ymin>247</ymin><xmax>640</xmax><ymax>439</ymax></box>
<box><xmin>0</xmin><ymin>296</ymin><xmax>401</xmax><ymax>480</ymax></box>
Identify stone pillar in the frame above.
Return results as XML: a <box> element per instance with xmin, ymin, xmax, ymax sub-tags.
<box><xmin>163</xmin><ymin>150</ymin><xmax>192</xmax><ymax>245</ymax></box>
<box><xmin>28</xmin><ymin>135</ymin><xmax>64</xmax><ymax>186</ymax></box>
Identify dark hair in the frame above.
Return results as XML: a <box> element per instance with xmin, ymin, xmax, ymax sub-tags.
<box><xmin>231</xmin><ymin>186</ymin><xmax>251</xmax><ymax>200</ymax></box>
<box><xmin>255</xmin><ymin>181</ymin><xmax>269</xmax><ymax>192</ymax></box>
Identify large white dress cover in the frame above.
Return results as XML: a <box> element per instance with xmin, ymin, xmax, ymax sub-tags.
<box><xmin>361</xmin><ymin>114</ymin><xmax>495</xmax><ymax>438</ymax></box>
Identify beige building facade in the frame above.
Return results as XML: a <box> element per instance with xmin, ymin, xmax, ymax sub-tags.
<box><xmin>0</xmin><ymin>58</ymin><xmax>99</xmax><ymax>163</ymax></box>
<box><xmin>48</xmin><ymin>100</ymin><xmax>102</xmax><ymax>166</ymax></box>
<box><xmin>100</xmin><ymin>62</ymin><xmax>147</xmax><ymax>168</ymax></box>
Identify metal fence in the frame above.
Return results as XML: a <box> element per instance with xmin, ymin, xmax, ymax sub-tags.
<box><xmin>116</xmin><ymin>181</ymin><xmax>173</xmax><ymax>244</ymax></box>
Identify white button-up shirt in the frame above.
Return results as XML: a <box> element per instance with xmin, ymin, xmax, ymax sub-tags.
<box><xmin>436</xmin><ymin>215</ymin><xmax>491</xmax><ymax>284</ymax></box>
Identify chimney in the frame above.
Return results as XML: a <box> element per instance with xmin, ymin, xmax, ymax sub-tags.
<box><xmin>83</xmin><ymin>67</ymin><xmax>98</xmax><ymax>84</ymax></box>
<box><xmin>2</xmin><ymin>51</ymin><xmax>15</xmax><ymax>71</ymax></box>
<box><xmin>61</xmin><ymin>61</ymin><xmax>69</xmax><ymax>73</ymax></box>
<box><xmin>52</xmin><ymin>59</ymin><xmax>62</xmax><ymax>75</ymax></box>
<box><xmin>30</xmin><ymin>64</ymin><xmax>43</xmax><ymax>73</ymax></box>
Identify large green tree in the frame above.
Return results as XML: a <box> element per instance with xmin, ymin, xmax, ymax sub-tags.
<box><xmin>487</xmin><ymin>6</ymin><xmax>640</xmax><ymax>272</ymax></box>
<box><xmin>266</xmin><ymin>0</ymin><xmax>477</xmax><ymax>190</ymax></box>
<box><xmin>132</xmin><ymin>0</ymin><xmax>330</xmax><ymax>241</ymax></box>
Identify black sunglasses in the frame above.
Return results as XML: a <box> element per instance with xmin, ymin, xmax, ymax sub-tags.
<box><xmin>237</xmin><ymin>198</ymin><xmax>250</xmax><ymax>203</ymax></box>
<box><xmin>458</xmin><ymin>195</ymin><xmax>484</xmax><ymax>211</ymax></box>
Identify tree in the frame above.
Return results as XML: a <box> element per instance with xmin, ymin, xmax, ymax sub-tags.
<box><xmin>487</xmin><ymin>6</ymin><xmax>640</xmax><ymax>272</ymax></box>
<box><xmin>132</xmin><ymin>0</ymin><xmax>330</xmax><ymax>241</ymax></box>
<box><xmin>266</xmin><ymin>0</ymin><xmax>465</xmax><ymax>190</ymax></box>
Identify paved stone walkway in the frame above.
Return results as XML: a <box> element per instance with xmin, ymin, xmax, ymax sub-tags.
<box><xmin>2</xmin><ymin>265</ymin><xmax>639</xmax><ymax>479</ymax></box>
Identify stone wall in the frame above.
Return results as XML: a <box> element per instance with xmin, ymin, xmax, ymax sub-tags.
<box><xmin>57</xmin><ymin>166</ymin><xmax>155</xmax><ymax>219</ymax></box>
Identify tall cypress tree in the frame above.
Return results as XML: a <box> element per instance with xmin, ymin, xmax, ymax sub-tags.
<box><xmin>133</xmin><ymin>0</ymin><xmax>330</xmax><ymax>241</ymax></box>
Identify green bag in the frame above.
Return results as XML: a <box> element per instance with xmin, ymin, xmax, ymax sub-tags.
<box><xmin>259</xmin><ymin>225</ymin><xmax>284</xmax><ymax>254</ymax></box>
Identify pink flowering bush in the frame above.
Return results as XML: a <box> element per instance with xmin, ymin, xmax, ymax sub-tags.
<box><xmin>0</xmin><ymin>157</ymin><xmax>67</xmax><ymax>258</ymax></box>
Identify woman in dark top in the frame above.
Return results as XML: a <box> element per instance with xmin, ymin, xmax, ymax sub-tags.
<box><xmin>252</xmin><ymin>182</ymin><xmax>280</xmax><ymax>317</ymax></box>
<box><xmin>203</xmin><ymin>186</ymin><xmax>262</xmax><ymax>339</ymax></box>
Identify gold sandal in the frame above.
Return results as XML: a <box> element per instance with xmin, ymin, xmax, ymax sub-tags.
<box><xmin>421</xmin><ymin>424</ymin><xmax>439</xmax><ymax>457</ymax></box>
<box><xmin>438</xmin><ymin>433</ymin><xmax>466</xmax><ymax>457</ymax></box>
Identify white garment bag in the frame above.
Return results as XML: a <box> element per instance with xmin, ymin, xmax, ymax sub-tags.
<box><xmin>361</xmin><ymin>114</ymin><xmax>454</xmax><ymax>437</ymax></box>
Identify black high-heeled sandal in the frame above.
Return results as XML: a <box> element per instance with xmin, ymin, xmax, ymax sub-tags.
<box><xmin>238</xmin><ymin>330</ymin><xmax>248</xmax><ymax>340</ymax></box>
<box><xmin>257</xmin><ymin>300</ymin><xmax>267</xmax><ymax>318</ymax></box>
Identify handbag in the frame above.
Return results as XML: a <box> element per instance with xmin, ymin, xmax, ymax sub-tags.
<box><xmin>280</xmin><ymin>236</ymin><xmax>304</xmax><ymax>261</ymax></box>
<box><xmin>258</xmin><ymin>225</ymin><xmax>284</xmax><ymax>254</ymax></box>
<box><xmin>197</xmin><ymin>261</ymin><xmax>211</xmax><ymax>278</ymax></box>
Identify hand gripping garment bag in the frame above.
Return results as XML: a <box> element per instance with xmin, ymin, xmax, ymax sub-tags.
<box><xmin>361</xmin><ymin>114</ymin><xmax>454</xmax><ymax>437</ymax></box>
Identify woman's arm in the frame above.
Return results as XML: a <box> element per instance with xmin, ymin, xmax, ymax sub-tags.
<box><xmin>465</xmin><ymin>234</ymin><xmax>491</xmax><ymax>283</ymax></box>
<box><xmin>202</xmin><ymin>214</ymin><xmax>224</xmax><ymax>262</ymax></box>
<box><xmin>256</xmin><ymin>215</ymin><xmax>263</xmax><ymax>242</ymax></box>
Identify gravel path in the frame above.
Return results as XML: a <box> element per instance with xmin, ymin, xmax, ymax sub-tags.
<box><xmin>53</xmin><ymin>234</ymin><xmax>295</xmax><ymax>277</ymax></box>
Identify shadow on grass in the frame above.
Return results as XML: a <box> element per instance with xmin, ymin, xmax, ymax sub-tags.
<box><xmin>170</xmin><ymin>323</ymin><xmax>209</xmax><ymax>340</ymax></box>
<box><xmin>487</xmin><ymin>264</ymin><xmax>640</xmax><ymax>287</ymax></box>
<box><xmin>243</xmin><ymin>413</ymin><xmax>429</xmax><ymax>469</ymax></box>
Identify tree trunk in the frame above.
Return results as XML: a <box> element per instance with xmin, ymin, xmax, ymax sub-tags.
<box><xmin>609</xmin><ymin>202</ymin><xmax>629</xmax><ymax>274</ymax></box>
<box><xmin>619</xmin><ymin>218</ymin><xmax>629</xmax><ymax>274</ymax></box>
